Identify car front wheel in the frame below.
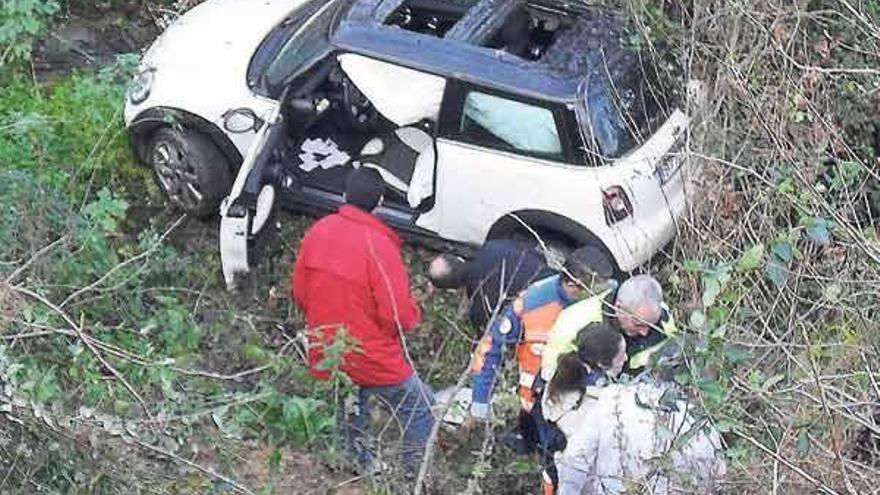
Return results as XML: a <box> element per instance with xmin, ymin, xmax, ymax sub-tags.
<box><xmin>146</xmin><ymin>127</ymin><xmax>233</xmax><ymax>218</ymax></box>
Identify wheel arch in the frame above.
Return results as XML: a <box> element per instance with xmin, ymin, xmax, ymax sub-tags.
<box><xmin>486</xmin><ymin>209</ymin><xmax>621</xmax><ymax>273</ymax></box>
<box><xmin>128</xmin><ymin>107</ymin><xmax>243</xmax><ymax>174</ymax></box>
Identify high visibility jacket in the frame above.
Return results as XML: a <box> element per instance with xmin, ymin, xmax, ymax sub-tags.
<box><xmin>623</xmin><ymin>305</ymin><xmax>678</xmax><ymax>373</ymax></box>
<box><xmin>471</xmin><ymin>275</ymin><xmax>574</xmax><ymax>412</ymax></box>
<box><xmin>539</xmin><ymin>290</ymin><xmax>613</xmax><ymax>381</ymax></box>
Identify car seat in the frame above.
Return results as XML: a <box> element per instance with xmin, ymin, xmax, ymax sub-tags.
<box><xmin>357</xmin><ymin>125</ymin><xmax>435</xmax><ymax>209</ymax></box>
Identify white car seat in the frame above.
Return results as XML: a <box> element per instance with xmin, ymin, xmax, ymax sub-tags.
<box><xmin>358</xmin><ymin>126</ymin><xmax>435</xmax><ymax>209</ymax></box>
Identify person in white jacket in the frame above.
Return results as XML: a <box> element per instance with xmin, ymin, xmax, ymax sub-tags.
<box><xmin>553</xmin><ymin>380</ymin><xmax>726</xmax><ymax>494</ymax></box>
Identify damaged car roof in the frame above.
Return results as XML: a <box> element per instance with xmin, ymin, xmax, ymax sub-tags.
<box><xmin>331</xmin><ymin>0</ymin><xmax>640</xmax><ymax>103</ymax></box>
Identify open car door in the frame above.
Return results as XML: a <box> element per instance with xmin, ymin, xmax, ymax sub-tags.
<box><xmin>219</xmin><ymin>105</ymin><xmax>284</xmax><ymax>289</ymax></box>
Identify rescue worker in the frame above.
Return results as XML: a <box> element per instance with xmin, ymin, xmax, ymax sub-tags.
<box><xmin>537</xmin><ymin>322</ymin><xmax>626</xmax><ymax>494</ymax></box>
<box><xmin>467</xmin><ymin>247</ymin><xmax>615</xmax><ymax>436</ymax></box>
<box><xmin>427</xmin><ymin>239</ymin><xmax>551</xmax><ymax>331</ymax></box>
<box><xmin>554</xmin><ymin>380</ymin><xmax>727</xmax><ymax>494</ymax></box>
<box><xmin>541</xmin><ymin>274</ymin><xmax>678</xmax><ymax>380</ymax></box>
<box><xmin>614</xmin><ymin>274</ymin><xmax>678</xmax><ymax>374</ymax></box>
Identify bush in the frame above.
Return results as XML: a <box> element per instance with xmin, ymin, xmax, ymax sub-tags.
<box><xmin>0</xmin><ymin>0</ymin><xmax>59</xmax><ymax>66</ymax></box>
<box><xmin>0</xmin><ymin>60</ymin><xmax>150</xmax><ymax>201</ymax></box>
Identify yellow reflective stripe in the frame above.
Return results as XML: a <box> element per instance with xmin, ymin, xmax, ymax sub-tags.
<box><xmin>660</xmin><ymin>303</ymin><xmax>678</xmax><ymax>337</ymax></box>
<box><xmin>629</xmin><ymin>341</ymin><xmax>668</xmax><ymax>369</ymax></box>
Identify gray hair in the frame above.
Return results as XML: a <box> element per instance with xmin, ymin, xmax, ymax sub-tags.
<box><xmin>616</xmin><ymin>275</ymin><xmax>663</xmax><ymax>314</ymax></box>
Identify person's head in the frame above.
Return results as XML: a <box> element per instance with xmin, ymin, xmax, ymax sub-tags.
<box><xmin>560</xmin><ymin>246</ymin><xmax>615</xmax><ymax>300</ymax></box>
<box><xmin>344</xmin><ymin>167</ymin><xmax>385</xmax><ymax>211</ymax></box>
<box><xmin>574</xmin><ymin>322</ymin><xmax>627</xmax><ymax>376</ymax></box>
<box><xmin>614</xmin><ymin>275</ymin><xmax>664</xmax><ymax>338</ymax></box>
<box><xmin>549</xmin><ymin>322</ymin><xmax>626</xmax><ymax>401</ymax></box>
<box><xmin>427</xmin><ymin>253</ymin><xmax>468</xmax><ymax>289</ymax></box>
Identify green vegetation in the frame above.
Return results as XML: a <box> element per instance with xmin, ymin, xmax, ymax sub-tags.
<box><xmin>1</xmin><ymin>0</ymin><xmax>879</xmax><ymax>493</ymax></box>
<box><xmin>0</xmin><ymin>0</ymin><xmax>59</xmax><ymax>65</ymax></box>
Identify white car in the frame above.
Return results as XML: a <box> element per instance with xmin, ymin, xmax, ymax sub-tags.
<box><xmin>124</xmin><ymin>0</ymin><xmax>703</xmax><ymax>289</ymax></box>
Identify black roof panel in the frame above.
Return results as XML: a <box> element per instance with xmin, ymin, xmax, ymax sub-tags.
<box><xmin>332</xmin><ymin>0</ymin><xmax>642</xmax><ymax>102</ymax></box>
<box><xmin>332</xmin><ymin>21</ymin><xmax>581</xmax><ymax>101</ymax></box>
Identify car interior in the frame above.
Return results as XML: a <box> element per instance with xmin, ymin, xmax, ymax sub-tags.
<box><xmin>479</xmin><ymin>4</ymin><xmax>573</xmax><ymax>60</ymax></box>
<box><xmin>264</xmin><ymin>0</ymin><xmax>618</xmax><ymax>217</ymax></box>
<box><xmin>384</xmin><ymin>0</ymin><xmax>472</xmax><ymax>37</ymax></box>
<box><xmin>276</xmin><ymin>52</ymin><xmax>442</xmax><ymax>214</ymax></box>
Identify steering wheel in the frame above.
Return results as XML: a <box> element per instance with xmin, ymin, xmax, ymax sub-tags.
<box><xmin>341</xmin><ymin>77</ymin><xmax>378</xmax><ymax>131</ymax></box>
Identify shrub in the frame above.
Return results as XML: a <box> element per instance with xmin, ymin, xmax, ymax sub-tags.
<box><xmin>0</xmin><ymin>0</ymin><xmax>59</xmax><ymax>66</ymax></box>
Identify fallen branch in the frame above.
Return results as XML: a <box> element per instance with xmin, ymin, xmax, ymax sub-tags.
<box><xmin>9</xmin><ymin>284</ymin><xmax>153</xmax><ymax>419</ymax></box>
<box><xmin>733</xmin><ymin>429</ymin><xmax>841</xmax><ymax>495</ymax></box>
<box><xmin>4</xmin><ymin>235</ymin><xmax>68</xmax><ymax>284</ymax></box>
<box><xmin>60</xmin><ymin>214</ymin><xmax>187</xmax><ymax>309</ymax></box>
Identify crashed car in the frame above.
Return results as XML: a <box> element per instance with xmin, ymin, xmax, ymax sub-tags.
<box><xmin>124</xmin><ymin>0</ymin><xmax>704</xmax><ymax>289</ymax></box>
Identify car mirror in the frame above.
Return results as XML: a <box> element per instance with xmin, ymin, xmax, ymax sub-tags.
<box><xmin>222</xmin><ymin>108</ymin><xmax>264</xmax><ymax>133</ymax></box>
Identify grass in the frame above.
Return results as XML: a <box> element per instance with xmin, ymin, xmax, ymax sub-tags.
<box><xmin>2</xmin><ymin>0</ymin><xmax>880</xmax><ymax>493</ymax></box>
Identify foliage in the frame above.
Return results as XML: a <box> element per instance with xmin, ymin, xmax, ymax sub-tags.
<box><xmin>0</xmin><ymin>60</ymin><xmax>151</xmax><ymax>200</ymax></box>
<box><xmin>0</xmin><ymin>0</ymin><xmax>59</xmax><ymax>66</ymax></box>
<box><xmin>2</xmin><ymin>0</ymin><xmax>880</xmax><ymax>492</ymax></box>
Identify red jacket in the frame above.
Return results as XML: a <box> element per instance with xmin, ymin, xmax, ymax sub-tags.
<box><xmin>291</xmin><ymin>205</ymin><xmax>421</xmax><ymax>387</ymax></box>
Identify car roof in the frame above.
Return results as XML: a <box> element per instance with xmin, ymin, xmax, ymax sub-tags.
<box><xmin>330</xmin><ymin>0</ymin><xmax>638</xmax><ymax>103</ymax></box>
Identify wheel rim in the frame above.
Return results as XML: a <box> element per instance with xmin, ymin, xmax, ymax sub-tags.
<box><xmin>150</xmin><ymin>139</ymin><xmax>204</xmax><ymax>211</ymax></box>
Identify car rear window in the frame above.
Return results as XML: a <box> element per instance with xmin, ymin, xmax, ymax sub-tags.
<box><xmin>580</xmin><ymin>57</ymin><xmax>679</xmax><ymax>159</ymax></box>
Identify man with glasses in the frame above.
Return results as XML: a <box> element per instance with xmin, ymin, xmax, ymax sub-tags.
<box><xmin>610</xmin><ymin>275</ymin><xmax>678</xmax><ymax>374</ymax></box>
<box><xmin>542</xmin><ymin>274</ymin><xmax>678</xmax><ymax>380</ymax></box>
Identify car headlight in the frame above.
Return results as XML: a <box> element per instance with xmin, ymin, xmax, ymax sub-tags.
<box><xmin>127</xmin><ymin>68</ymin><xmax>155</xmax><ymax>105</ymax></box>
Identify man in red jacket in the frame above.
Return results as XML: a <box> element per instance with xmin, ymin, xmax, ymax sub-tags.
<box><xmin>292</xmin><ymin>167</ymin><xmax>433</xmax><ymax>473</ymax></box>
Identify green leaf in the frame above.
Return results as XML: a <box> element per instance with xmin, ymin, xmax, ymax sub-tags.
<box><xmin>761</xmin><ymin>374</ymin><xmax>785</xmax><ymax>392</ymax></box>
<box><xmin>736</xmin><ymin>243</ymin><xmax>765</xmax><ymax>272</ymax></box>
<box><xmin>697</xmin><ymin>377</ymin><xmax>726</xmax><ymax>405</ymax></box>
<box><xmin>702</xmin><ymin>277</ymin><xmax>721</xmax><ymax>307</ymax></box>
<box><xmin>796</xmin><ymin>428</ymin><xmax>811</xmax><ymax>455</ymax></box>
<box><xmin>771</xmin><ymin>241</ymin><xmax>793</xmax><ymax>263</ymax></box>
<box><xmin>684</xmin><ymin>260</ymin><xmax>703</xmax><ymax>273</ymax></box>
<box><xmin>801</xmin><ymin>216</ymin><xmax>832</xmax><ymax>245</ymax></box>
<box><xmin>689</xmin><ymin>310</ymin><xmax>706</xmax><ymax>329</ymax></box>
<box><xmin>764</xmin><ymin>257</ymin><xmax>789</xmax><ymax>289</ymax></box>
<box><xmin>701</xmin><ymin>264</ymin><xmax>732</xmax><ymax>307</ymax></box>
<box><xmin>724</xmin><ymin>345</ymin><xmax>750</xmax><ymax>365</ymax></box>
<box><xmin>823</xmin><ymin>283</ymin><xmax>843</xmax><ymax>301</ymax></box>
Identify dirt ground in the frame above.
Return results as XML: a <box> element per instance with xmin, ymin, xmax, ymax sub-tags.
<box><xmin>31</xmin><ymin>4</ymin><xmax>157</xmax><ymax>81</ymax></box>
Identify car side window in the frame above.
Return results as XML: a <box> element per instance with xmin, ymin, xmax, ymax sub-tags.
<box><xmin>459</xmin><ymin>91</ymin><xmax>562</xmax><ymax>155</ymax></box>
<box><xmin>439</xmin><ymin>81</ymin><xmax>572</xmax><ymax>160</ymax></box>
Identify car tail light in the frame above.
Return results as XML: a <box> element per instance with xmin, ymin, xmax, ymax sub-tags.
<box><xmin>603</xmin><ymin>186</ymin><xmax>632</xmax><ymax>224</ymax></box>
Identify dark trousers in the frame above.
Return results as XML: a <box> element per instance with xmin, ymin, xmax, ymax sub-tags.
<box><xmin>531</xmin><ymin>396</ymin><xmax>567</xmax><ymax>489</ymax></box>
<box><xmin>338</xmin><ymin>374</ymin><xmax>435</xmax><ymax>473</ymax></box>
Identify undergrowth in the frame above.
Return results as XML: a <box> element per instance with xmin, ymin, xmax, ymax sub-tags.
<box><xmin>1</xmin><ymin>0</ymin><xmax>879</xmax><ymax>494</ymax></box>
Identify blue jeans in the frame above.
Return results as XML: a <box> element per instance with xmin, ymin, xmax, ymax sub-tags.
<box><xmin>339</xmin><ymin>374</ymin><xmax>435</xmax><ymax>472</ymax></box>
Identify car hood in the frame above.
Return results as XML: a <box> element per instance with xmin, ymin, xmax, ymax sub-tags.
<box><xmin>140</xmin><ymin>0</ymin><xmax>306</xmax><ymax>102</ymax></box>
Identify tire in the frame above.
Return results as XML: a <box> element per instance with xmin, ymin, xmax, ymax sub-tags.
<box><xmin>508</xmin><ymin>228</ymin><xmax>620</xmax><ymax>275</ymax></box>
<box><xmin>146</xmin><ymin>127</ymin><xmax>233</xmax><ymax>218</ymax></box>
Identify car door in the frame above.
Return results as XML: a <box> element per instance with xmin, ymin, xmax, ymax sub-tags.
<box><xmin>219</xmin><ymin>105</ymin><xmax>285</xmax><ymax>289</ymax></box>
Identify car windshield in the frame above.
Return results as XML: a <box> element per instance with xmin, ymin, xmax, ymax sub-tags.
<box><xmin>263</xmin><ymin>0</ymin><xmax>345</xmax><ymax>91</ymax></box>
<box><xmin>578</xmin><ymin>58</ymin><xmax>679</xmax><ymax>159</ymax></box>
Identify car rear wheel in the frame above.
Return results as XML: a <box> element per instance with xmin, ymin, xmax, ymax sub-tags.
<box><xmin>146</xmin><ymin>127</ymin><xmax>233</xmax><ymax>218</ymax></box>
<box><xmin>508</xmin><ymin>228</ymin><xmax>620</xmax><ymax>275</ymax></box>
